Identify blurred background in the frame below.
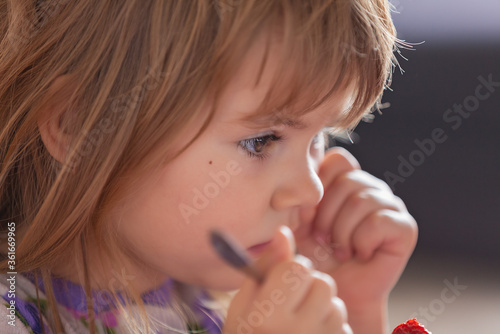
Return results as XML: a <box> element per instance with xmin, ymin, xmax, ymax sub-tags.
<box><xmin>336</xmin><ymin>0</ymin><xmax>500</xmax><ymax>332</ymax></box>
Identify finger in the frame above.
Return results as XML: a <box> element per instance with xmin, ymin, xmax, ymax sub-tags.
<box><xmin>330</xmin><ymin>188</ymin><xmax>403</xmax><ymax>261</ymax></box>
<box><xmin>258</xmin><ymin>260</ymin><xmax>314</xmax><ymax>314</ymax></box>
<box><xmin>341</xmin><ymin>323</ymin><xmax>354</xmax><ymax>334</ymax></box>
<box><xmin>255</xmin><ymin>225</ymin><xmax>296</xmax><ymax>276</ymax></box>
<box><xmin>229</xmin><ymin>276</ymin><xmax>260</xmax><ymax>312</ymax></box>
<box><xmin>297</xmin><ymin>271</ymin><xmax>337</xmax><ymax>319</ymax></box>
<box><xmin>351</xmin><ymin>209</ymin><xmax>418</xmax><ymax>261</ymax></box>
<box><xmin>313</xmin><ymin>170</ymin><xmax>383</xmax><ymax>242</ymax></box>
<box><xmin>297</xmin><ymin>148</ymin><xmax>358</xmax><ymax>241</ymax></box>
<box><xmin>318</xmin><ymin>147</ymin><xmax>360</xmax><ymax>187</ymax></box>
<box><xmin>323</xmin><ymin>296</ymin><xmax>349</xmax><ymax>330</ymax></box>
<box><xmin>293</xmin><ymin>254</ymin><xmax>315</xmax><ymax>270</ymax></box>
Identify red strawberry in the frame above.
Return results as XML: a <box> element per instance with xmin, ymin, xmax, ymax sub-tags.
<box><xmin>392</xmin><ymin>318</ymin><xmax>432</xmax><ymax>334</ymax></box>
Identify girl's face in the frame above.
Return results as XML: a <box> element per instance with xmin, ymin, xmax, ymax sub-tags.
<box><xmin>111</xmin><ymin>32</ymin><xmax>354</xmax><ymax>292</ymax></box>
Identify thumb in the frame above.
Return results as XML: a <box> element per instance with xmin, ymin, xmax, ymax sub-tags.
<box><xmin>254</xmin><ymin>225</ymin><xmax>296</xmax><ymax>276</ymax></box>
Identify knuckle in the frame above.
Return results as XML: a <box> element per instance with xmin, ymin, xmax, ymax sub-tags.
<box><xmin>404</xmin><ymin>213</ymin><xmax>419</xmax><ymax>241</ymax></box>
<box><xmin>346</xmin><ymin>190</ymin><xmax>369</xmax><ymax>210</ymax></box>
<box><xmin>392</xmin><ymin>194</ymin><xmax>408</xmax><ymax>211</ymax></box>
<box><xmin>273</xmin><ymin>260</ymin><xmax>312</xmax><ymax>285</ymax></box>
<box><xmin>324</xmin><ymin>297</ymin><xmax>349</xmax><ymax>332</ymax></box>
<box><xmin>331</xmin><ymin>296</ymin><xmax>347</xmax><ymax>314</ymax></box>
<box><xmin>364</xmin><ymin>172</ymin><xmax>393</xmax><ymax>192</ymax></box>
<box><xmin>337</xmin><ymin>170</ymin><xmax>356</xmax><ymax>183</ymax></box>
<box><xmin>311</xmin><ymin>270</ymin><xmax>337</xmax><ymax>295</ymax></box>
<box><xmin>377</xmin><ymin>178</ymin><xmax>394</xmax><ymax>193</ymax></box>
<box><xmin>407</xmin><ymin>212</ymin><xmax>418</xmax><ymax>229</ymax></box>
<box><xmin>364</xmin><ymin>210</ymin><xmax>385</xmax><ymax>229</ymax></box>
<box><xmin>322</xmin><ymin>150</ymin><xmax>358</xmax><ymax>173</ymax></box>
<box><xmin>288</xmin><ymin>261</ymin><xmax>311</xmax><ymax>276</ymax></box>
<box><xmin>327</xmin><ymin>147</ymin><xmax>360</xmax><ymax>169</ymax></box>
<box><xmin>293</xmin><ymin>254</ymin><xmax>314</xmax><ymax>270</ymax></box>
<box><xmin>328</xmin><ymin>296</ymin><xmax>348</xmax><ymax>319</ymax></box>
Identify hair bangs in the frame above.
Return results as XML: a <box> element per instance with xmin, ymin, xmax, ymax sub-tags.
<box><xmin>209</xmin><ymin>0</ymin><xmax>396</xmax><ymax>131</ymax></box>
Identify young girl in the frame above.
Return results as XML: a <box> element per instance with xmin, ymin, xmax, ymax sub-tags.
<box><xmin>0</xmin><ymin>0</ymin><xmax>418</xmax><ymax>333</ymax></box>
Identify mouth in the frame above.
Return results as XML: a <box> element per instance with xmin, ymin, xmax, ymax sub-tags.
<box><xmin>246</xmin><ymin>240</ymin><xmax>272</xmax><ymax>257</ymax></box>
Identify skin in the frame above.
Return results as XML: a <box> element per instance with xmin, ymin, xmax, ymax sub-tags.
<box><xmin>43</xmin><ymin>29</ymin><xmax>418</xmax><ymax>334</ymax></box>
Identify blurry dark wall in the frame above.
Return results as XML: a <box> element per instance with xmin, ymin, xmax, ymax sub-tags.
<box><xmin>337</xmin><ymin>1</ymin><xmax>500</xmax><ymax>262</ymax></box>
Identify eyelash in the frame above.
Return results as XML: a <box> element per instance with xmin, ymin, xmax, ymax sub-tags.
<box><xmin>238</xmin><ymin>134</ymin><xmax>283</xmax><ymax>160</ymax></box>
<box><xmin>238</xmin><ymin>130</ymin><xmax>327</xmax><ymax>161</ymax></box>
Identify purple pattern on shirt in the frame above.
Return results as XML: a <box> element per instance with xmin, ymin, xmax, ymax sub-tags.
<box><xmin>21</xmin><ymin>273</ymin><xmax>223</xmax><ymax>333</ymax></box>
<box><xmin>195</xmin><ymin>290</ymin><xmax>224</xmax><ymax>333</ymax></box>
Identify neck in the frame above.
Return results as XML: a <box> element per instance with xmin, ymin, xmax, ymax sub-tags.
<box><xmin>49</xmin><ymin>236</ymin><xmax>168</xmax><ymax>295</ymax></box>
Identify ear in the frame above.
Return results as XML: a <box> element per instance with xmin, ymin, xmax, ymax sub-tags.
<box><xmin>37</xmin><ymin>75</ymin><xmax>75</xmax><ymax>163</ymax></box>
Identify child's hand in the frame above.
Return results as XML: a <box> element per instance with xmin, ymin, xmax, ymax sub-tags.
<box><xmin>293</xmin><ymin>147</ymin><xmax>418</xmax><ymax>324</ymax></box>
<box><xmin>223</xmin><ymin>227</ymin><xmax>352</xmax><ymax>334</ymax></box>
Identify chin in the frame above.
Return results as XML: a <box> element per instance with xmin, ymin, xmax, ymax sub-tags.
<box><xmin>199</xmin><ymin>271</ymin><xmax>246</xmax><ymax>292</ymax></box>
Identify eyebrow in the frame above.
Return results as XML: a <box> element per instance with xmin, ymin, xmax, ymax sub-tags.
<box><xmin>239</xmin><ymin>112</ymin><xmax>309</xmax><ymax>130</ymax></box>
<box><xmin>232</xmin><ymin>94</ymin><xmax>350</xmax><ymax>131</ymax></box>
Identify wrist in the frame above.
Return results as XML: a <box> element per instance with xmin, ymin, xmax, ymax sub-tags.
<box><xmin>346</xmin><ymin>298</ymin><xmax>388</xmax><ymax>334</ymax></box>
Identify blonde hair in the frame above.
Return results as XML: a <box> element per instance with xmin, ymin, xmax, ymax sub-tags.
<box><xmin>0</xmin><ymin>0</ymin><xmax>398</xmax><ymax>332</ymax></box>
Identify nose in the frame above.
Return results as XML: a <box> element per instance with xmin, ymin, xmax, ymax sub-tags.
<box><xmin>270</xmin><ymin>157</ymin><xmax>324</xmax><ymax>211</ymax></box>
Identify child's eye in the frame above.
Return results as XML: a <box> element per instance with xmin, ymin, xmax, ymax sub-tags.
<box><xmin>238</xmin><ymin>134</ymin><xmax>282</xmax><ymax>160</ymax></box>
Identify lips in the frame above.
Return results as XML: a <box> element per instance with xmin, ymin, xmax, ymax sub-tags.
<box><xmin>247</xmin><ymin>240</ymin><xmax>272</xmax><ymax>256</ymax></box>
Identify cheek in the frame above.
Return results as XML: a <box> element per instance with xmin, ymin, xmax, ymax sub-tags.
<box><xmin>108</xmin><ymin>162</ymin><xmax>201</xmax><ymax>255</ymax></box>
<box><xmin>104</xmin><ymin>142</ymin><xmax>275</xmax><ymax>288</ymax></box>
<box><xmin>166</xmin><ymin>158</ymin><xmax>252</xmax><ymax>225</ymax></box>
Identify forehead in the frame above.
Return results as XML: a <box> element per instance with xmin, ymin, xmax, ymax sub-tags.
<box><xmin>216</xmin><ymin>86</ymin><xmax>354</xmax><ymax>131</ymax></box>
<box><xmin>212</xmin><ymin>29</ymin><xmax>355</xmax><ymax>129</ymax></box>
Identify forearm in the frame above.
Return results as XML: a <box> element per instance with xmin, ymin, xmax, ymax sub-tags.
<box><xmin>346</xmin><ymin>299</ymin><xmax>388</xmax><ymax>334</ymax></box>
